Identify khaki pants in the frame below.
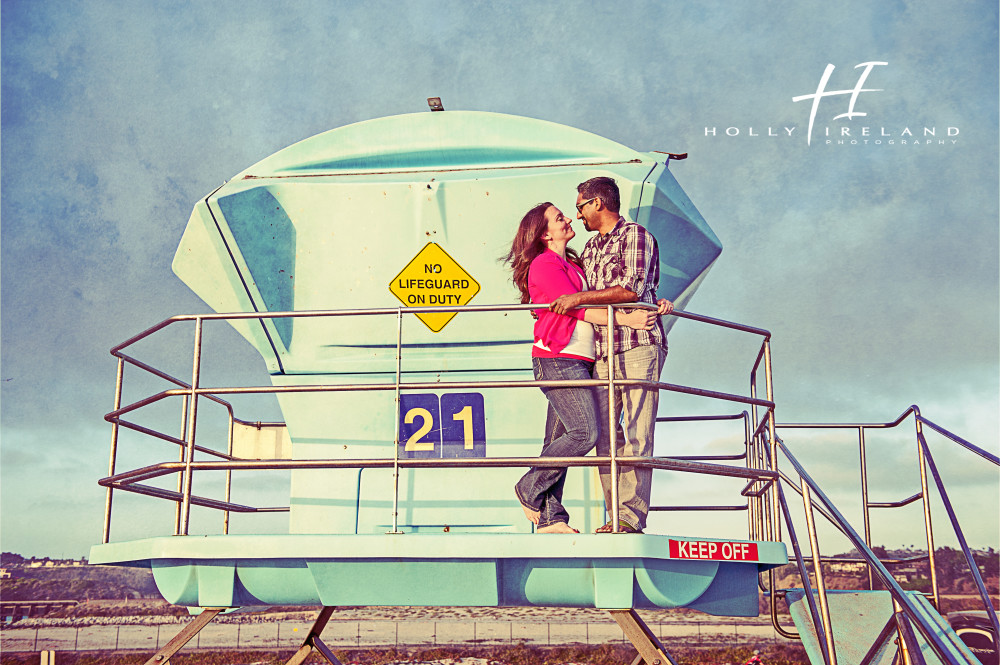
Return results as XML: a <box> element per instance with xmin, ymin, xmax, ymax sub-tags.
<box><xmin>593</xmin><ymin>345</ymin><xmax>666</xmax><ymax>531</ymax></box>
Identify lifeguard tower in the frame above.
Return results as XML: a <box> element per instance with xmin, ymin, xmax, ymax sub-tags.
<box><xmin>91</xmin><ymin>105</ymin><xmax>997</xmax><ymax>665</ymax></box>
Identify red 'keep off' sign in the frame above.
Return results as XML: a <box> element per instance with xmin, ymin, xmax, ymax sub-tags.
<box><xmin>669</xmin><ymin>539</ymin><xmax>759</xmax><ymax>561</ymax></box>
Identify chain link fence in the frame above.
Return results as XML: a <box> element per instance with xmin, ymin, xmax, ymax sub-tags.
<box><xmin>2</xmin><ymin>617</ymin><xmax>785</xmax><ymax>653</ymax></box>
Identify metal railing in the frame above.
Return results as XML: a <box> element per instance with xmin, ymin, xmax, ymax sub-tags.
<box><xmin>762</xmin><ymin>408</ymin><xmax>999</xmax><ymax>664</ymax></box>
<box><xmin>99</xmin><ymin>302</ymin><xmax>996</xmax><ymax>665</ymax></box>
<box><xmin>101</xmin><ymin>303</ymin><xmax>777</xmax><ymax>543</ymax></box>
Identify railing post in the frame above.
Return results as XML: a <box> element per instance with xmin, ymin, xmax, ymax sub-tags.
<box><xmin>763</xmin><ymin>339</ymin><xmax>779</xmax><ymax>543</ymax></box>
<box><xmin>102</xmin><ymin>357</ymin><xmax>125</xmax><ymax>543</ymax></box>
<box><xmin>917</xmin><ymin>427</ymin><xmax>1000</xmax><ymax>646</ymax></box>
<box><xmin>892</xmin><ymin>597</ymin><xmax>915</xmax><ymax>665</ymax></box>
<box><xmin>179</xmin><ymin>317</ymin><xmax>204</xmax><ymax>536</ymax></box>
<box><xmin>389</xmin><ymin>309</ymin><xmax>404</xmax><ymax>534</ymax></box>
<box><xmin>223</xmin><ymin>412</ymin><xmax>234</xmax><ymax>535</ymax></box>
<box><xmin>745</xmin><ymin>413</ymin><xmax>768</xmax><ymax>543</ymax></box>
<box><xmin>913</xmin><ymin>411</ymin><xmax>939</xmax><ymax>608</ymax></box>
<box><xmin>802</xmin><ymin>480</ymin><xmax>838</xmax><ymax>665</ymax></box>
<box><xmin>858</xmin><ymin>426</ymin><xmax>875</xmax><ymax>590</ymax></box>
<box><xmin>607</xmin><ymin>304</ymin><xmax>620</xmax><ymax>533</ymax></box>
<box><xmin>174</xmin><ymin>395</ymin><xmax>189</xmax><ymax>535</ymax></box>
<box><xmin>749</xmin><ymin>356</ymin><xmax>771</xmax><ymax>544</ymax></box>
<box><xmin>743</xmin><ymin>412</ymin><xmax>758</xmax><ymax>540</ymax></box>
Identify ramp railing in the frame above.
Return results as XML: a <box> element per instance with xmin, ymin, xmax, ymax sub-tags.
<box><xmin>100</xmin><ymin>303</ymin><xmax>778</xmax><ymax>543</ymax></box>
<box><xmin>760</xmin><ymin>410</ymin><xmax>998</xmax><ymax>664</ymax></box>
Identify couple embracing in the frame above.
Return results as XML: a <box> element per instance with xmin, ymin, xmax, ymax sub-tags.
<box><xmin>504</xmin><ymin>176</ymin><xmax>672</xmax><ymax>535</ymax></box>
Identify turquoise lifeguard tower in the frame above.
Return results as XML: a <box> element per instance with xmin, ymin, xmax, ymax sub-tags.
<box><xmin>91</xmin><ymin>106</ymin><xmax>993</xmax><ymax>665</ymax></box>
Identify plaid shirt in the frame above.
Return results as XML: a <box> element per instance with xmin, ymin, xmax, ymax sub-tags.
<box><xmin>582</xmin><ymin>216</ymin><xmax>666</xmax><ymax>359</ymax></box>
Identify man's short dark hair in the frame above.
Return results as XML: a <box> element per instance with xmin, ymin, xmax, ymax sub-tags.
<box><xmin>577</xmin><ymin>177</ymin><xmax>620</xmax><ymax>214</ymax></box>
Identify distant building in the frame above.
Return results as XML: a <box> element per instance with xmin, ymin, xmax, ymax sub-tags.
<box><xmin>0</xmin><ymin>568</ymin><xmax>11</xmax><ymax>579</ymax></box>
<box><xmin>892</xmin><ymin>566</ymin><xmax>921</xmax><ymax>583</ymax></box>
<box><xmin>18</xmin><ymin>557</ymin><xmax>87</xmax><ymax>569</ymax></box>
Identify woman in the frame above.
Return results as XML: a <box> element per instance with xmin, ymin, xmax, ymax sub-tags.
<box><xmin>504</xmin><ymin>202</ymin><xmax>656</xmax><ymax>533</ymax></box>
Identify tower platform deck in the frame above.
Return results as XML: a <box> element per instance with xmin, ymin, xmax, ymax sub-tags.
<box><xmin>90</xmin><ymin>533</ymin><xmax>786</xmax><ymax>616</ymax></box>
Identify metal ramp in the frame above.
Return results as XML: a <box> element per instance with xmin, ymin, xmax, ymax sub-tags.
<box><xmin>784</xmin><ymin>590</ymin><xmax>978</xmax><ymax>665</ymax></box>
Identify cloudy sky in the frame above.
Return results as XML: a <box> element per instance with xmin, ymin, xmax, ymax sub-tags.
<box><xmin>2</xmin><ymin>1</ymin><xmax>997</xmax><ymax>559</ymax></box>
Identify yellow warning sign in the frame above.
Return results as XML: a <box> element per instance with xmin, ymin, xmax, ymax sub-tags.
<box><xmin>389</xmin><ymin>243</ymin><xmax>481</xmax><ymax>332</ymax></box>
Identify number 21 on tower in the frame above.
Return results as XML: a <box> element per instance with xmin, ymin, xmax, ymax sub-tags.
<box><xmin>398</xmin><ymin>393</ymin><xmax>486</xmax><ymax>458</ymax></box>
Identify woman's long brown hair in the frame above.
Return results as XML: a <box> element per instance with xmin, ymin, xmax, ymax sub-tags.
<box><xmin>503</xmin><ymin>202</ymin><xmax>582</xmax><ymax>304</ymax></box>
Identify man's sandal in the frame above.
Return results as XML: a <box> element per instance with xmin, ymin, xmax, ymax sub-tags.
<box><xmin>595</xmin><ymin>520</ymin><xmax>643</xmax><ymax>534</ymax></box>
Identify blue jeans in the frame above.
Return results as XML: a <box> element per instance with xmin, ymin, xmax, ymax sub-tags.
<box><xmin>593</xmin><ymin>345</ymin><xmax>666</xmax><ymax>531</ymax></box>
<box><xmin>515</xmin><ymin>356</ymin><xmax>599</xmax><ymax>528</ymax></box>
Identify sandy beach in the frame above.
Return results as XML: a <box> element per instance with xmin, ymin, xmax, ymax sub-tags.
<box><xmin>2</xmin><ymin>605</ymin><xmax>787</xmax><ymax>655</ymax></box>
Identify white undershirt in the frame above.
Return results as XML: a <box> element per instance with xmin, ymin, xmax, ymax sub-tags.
<box><xmin>534</xmin><ymin>280</ymin><xmax>596</xmax><ymax>360</ymax></box>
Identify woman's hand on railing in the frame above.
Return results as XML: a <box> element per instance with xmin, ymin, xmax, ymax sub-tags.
<box><xmin>618</xmin><ymin>309</ymin><xmax>657</xmax><ymax>330</ymax></box>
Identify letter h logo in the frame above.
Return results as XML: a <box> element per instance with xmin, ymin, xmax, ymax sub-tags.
<box><xmin>793</xmin><ymin>62</ymin><xmax>888</xmax><ymax>145</ymax></box>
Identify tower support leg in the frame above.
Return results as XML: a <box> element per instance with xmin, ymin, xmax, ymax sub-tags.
<box><xmin>608</xmin><ymin>609</ymin><xmax>680</xmax><ymax>665</ymax></box>
<box><xmin>142</xmin><ymin>607</ymin><xmax>225</xmax><ymax>665</ymax></box>
<box><xmin>284</xmin><ymin>606</ymin><xmax>343</xmax><ymax>665</ymax></box>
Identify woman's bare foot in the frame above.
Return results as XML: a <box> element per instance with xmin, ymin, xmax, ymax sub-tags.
<box><xmin>521</xmin><ymin>504</ymin><xmax>540</xmax><ymax>525</ymax></box>
<box><xmin>537</xmin><ymin>522</ymin><xmax>579</xmax><ymax>533</ymax></box>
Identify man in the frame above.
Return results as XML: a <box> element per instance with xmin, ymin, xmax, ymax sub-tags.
<box><xmin>550</xmin><ymin>176</ymin><xmax>672</xmax><ymax>534</ymax></box>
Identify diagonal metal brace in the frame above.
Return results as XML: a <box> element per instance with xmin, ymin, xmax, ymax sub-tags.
<box><xmin>859</xmin><ymin>615</ymin><xmax>902</xmax><ymax>665</ymax></box>
<box><xmin>143</xmin><ymin>607</ymin><xmax>225</xmax><ymax>665</ymax></box>
<box><xmin>284</xmin><ymin>606</ymin><xmax>343</xmax><ymax>665</ymax></box>
<box><xmin>609</xmin><ymin>609</ymin><xmax>680</xmax><ymax>665</ymax></box>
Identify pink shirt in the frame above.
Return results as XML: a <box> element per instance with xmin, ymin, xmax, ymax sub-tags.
<box><xmin>527</xmin><ymin>250</ymin><xmax>595</xmax><ymax>360</ymax></box>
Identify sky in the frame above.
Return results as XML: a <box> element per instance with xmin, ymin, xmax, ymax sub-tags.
<box><xmin>2</xmin><ymin>1</ymin><xmax>997</xmax><ymax>560</ymax></box>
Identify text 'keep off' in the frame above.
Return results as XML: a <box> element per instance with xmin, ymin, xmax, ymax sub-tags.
<box><xmin>669</xmin><ymin>539</ymin><xmax>760</xmax><ymax>561</ymax></box>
